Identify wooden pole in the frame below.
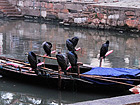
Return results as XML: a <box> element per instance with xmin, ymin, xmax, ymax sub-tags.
<box><xmin>77</xmin><ymin>62</ymin><xmax>82</xmax><ymax>78</ymax></box>
<box><xmin>99</xmin><ymin>57</ymin><xmax>103</xmax><ymax>67</ymax></box>
<box><xmin>7</xmin><ymin>59</ymin><xmax>30</xmax><ymax>66</ymax></box>
<box><xmin>58</xmin><ymin>65</ymin><xmax>62</xmax><ymax>89</ymax></box>
<box><xmin>77</xmin><ymin>65</ymin><xmax>80</xmax><ymax>78</ymax></box>
<box><xmin>79</xmin><ymin>74</ymin><xmax>140</xmax><ymax>81</ymax></box>
<box><xmin>36</xmin><ymin>54</ymin><xmax>57</xmax><ymax>60</ymax></box>
<box><xmin>18</xmin><ymin>67</ymin><xmax>22</xmax><ymax>73</ymax></box>
<box><xmin>58</xmin><ymin>91</ymin><xmax>62</xmax><ymax>105</ymax></box>
<box><xmin>79</xmin><ymin>74</ymin><xmax>136</xmax><ymax>87</ymax></box>
<box><xmin>4</xmin><ymin>58</ymin><xmax>58</xmax><ymax>73</ymax></box>
<box><xmin>43</xmin><ymin>57</ymin><xmax>45</xmax><ymax>68</ymax></box>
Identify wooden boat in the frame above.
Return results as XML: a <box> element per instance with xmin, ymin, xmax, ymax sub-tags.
<box><xmin>0</xmin><ymin>55</ymin><xmax>140</xmax><ymax>91</ymax></box>
<box><xmin>0</xmin><ymin>55</ymin><xmax>92</xmax><ymax>89</ymax></box>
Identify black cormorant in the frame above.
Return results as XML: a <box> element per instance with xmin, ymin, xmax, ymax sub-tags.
<box><xmin>100</xmin><ymin>40</ymin><xmax>109</xmax><ymax>59</ymax></box>
<box><xmin>42</xmin><ymin>42</ymin><xmax>52</xmax><ymax>57</ymax></box>
<box><xmin>66</xmin><ymin>37</ymin><xmax>79</xmax><ymax>52</ymax></box>
<box><xmin>56</xmin><ymin>52</ymin><xmax>68</xmax><ymax>75</ymax></box>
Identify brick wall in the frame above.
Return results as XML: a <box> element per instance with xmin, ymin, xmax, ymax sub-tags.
<box><xmin>8</xmin><ymin>0</ymin><xmax>140</xmax><ymax>32</ymax></box>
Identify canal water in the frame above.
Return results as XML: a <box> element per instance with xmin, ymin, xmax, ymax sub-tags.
<box><xmin>0</xmin><ymin>19</ymin><xmax>139</xmax><ymax>104</ymax></box>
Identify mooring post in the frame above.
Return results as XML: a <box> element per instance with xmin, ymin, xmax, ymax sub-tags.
<box><xmin>78</xmin><ymin>64</ymin><xmax>80</xmax><ymax>78</ymax></box>
<box><xmin>77</xmin><ymin>62</ymin><xmax>83</xmax><ymax>78</ymax></box>
<box><xmin>43</xmin><ymin>57</ymin><xmax>45</xmax><ymax>68</ymax></box>
<box><xmin>18</xmin><ymin>66</ymin><xmax>21</xmax><ymax>73</ymax></box>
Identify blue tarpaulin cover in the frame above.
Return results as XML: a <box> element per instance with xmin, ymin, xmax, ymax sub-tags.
<box><xmin>82</xmin><ymin>67</ymin><xmax>140</xmax><ymax>85</ymax></box>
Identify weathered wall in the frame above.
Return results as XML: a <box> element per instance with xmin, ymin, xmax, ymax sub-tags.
<box><xmin>8</xmin><ymin>0</ymin><xmax>140</xmax><ymax>32</ymax></box>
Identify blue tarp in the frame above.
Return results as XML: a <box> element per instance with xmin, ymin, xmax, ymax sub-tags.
<box><xmin>82</xmin><ymin>67</ymin><xmax>140</xmax><ymax>85</ymax></box>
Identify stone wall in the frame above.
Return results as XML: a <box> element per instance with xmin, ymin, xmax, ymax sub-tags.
<box><xmin>8</xmin><ymin>0</ymin><xmax>140</xmax><ymax>32</ymax></box>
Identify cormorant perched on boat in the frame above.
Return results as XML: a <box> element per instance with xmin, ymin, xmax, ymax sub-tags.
<box><xmin>67</xmin><ymin>51</ymin><xmax>78</xmax><ymax>71</ymax></box>
<box><xmin>56</xmin><ymin>52</ymin><xmax>68</xmax><ymax>75</ymax></box>
<box><xmin>42</xmin><ymin>42</ymin><xmax>52</xmax><ymax>57</ymax></box>
<box><xmin>28</xmin><ymin>51</ymin><xmax>45</xmax><ymax>75</ymax></box>
<box><xmin>66</xmin><ymin>37</ymin><xmax>79</xmax><ymax>52</ymax></box>
<box><xmin>28</xmin><ymin>51</ymin><xmax>37</xmax><ymax>70</ymax></box>
<box><xmin>100</xmin><ymin>40</ymin><xmax>109</xmax><ymax>59</ymax></box>
<box><xmin>28</xmin><ymin>51</ymin><xmax>41</xmax><ymax>74</ymax></box>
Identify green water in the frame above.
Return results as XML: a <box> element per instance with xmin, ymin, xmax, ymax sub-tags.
<box><xmin>0</xmin><ymin>19</ymin><xmax>139</xmax><ymax>104</ymax></box>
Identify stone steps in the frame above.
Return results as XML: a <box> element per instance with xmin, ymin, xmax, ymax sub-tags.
<box><xmin>0</xmin><ymin>0</ymin><xmax>22</xmax><ymax>18</ymax></box>
<box><xmin>4</xmin><ymin>11</ymin><xmax>21</xmax><ymax>15</ymax></box>
<box><xmin>0</xmin><ymin>6</ymin><xmax>15</xmax><ymax>9</ymax></box>
<box><xmin>1</xmin><ymin>9</ymin><xmax>17</xmax><ymax>12</ymax></box>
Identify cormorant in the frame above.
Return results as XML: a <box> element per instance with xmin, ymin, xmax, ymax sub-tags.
<box><xmin>100</xmin><ymin>40</ymin><xmax>109</xmax><ymax>59</ymax></box>
<box><xmin>71</xmin><ymin>37</ymin><xmax>79</xmax><ymax>48</ymax></box>
<box><xmin>66</xmin><ymin>37</ymin><xmax>79</xmax><ymax>52</ymax></box>
<box><xmin>67</xmin><ymin>51</ymin><xmax>78</xmax><ymax>71</ymax></box>
<box><xmin>42</xmin><ymin>41</ymin><xmax>52</xmax><ymax>57</ymax></box>
<box><xmin>28</xmin><ymin>51</ymin><xmax>37</xmax><ymax>70</ymax></box>
<box><xmin>56</xmin><ymin>52</ymin><xmax>68</xmax><ymax>75</ymax></box>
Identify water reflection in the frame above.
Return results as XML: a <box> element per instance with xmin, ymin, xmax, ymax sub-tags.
<box><xmin>0</xmin><ymin>78</ymin><xmax>130</xmax><ymax>105</ymax></box>
<box><xmin>0</xmin><ymin>91</ymin><xmax>51</xmax><ymax>105</ymax></box>
<box><xmin>0</xmin><ymin>20</ymin><xmax>140</xmax><ymax>68</ymax></box>
<box><xmin>0</xmin><ymin>19</ymin><xmax>139</xmax><ymax>104</ymax></box>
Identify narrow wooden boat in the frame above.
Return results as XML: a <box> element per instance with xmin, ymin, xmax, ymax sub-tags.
<box><xmin>0</xmin><ymin>55</ymin><xmax>140</xmax><ymax>91</ymax></box>
<box><xmin>0</xmin><ymin>56</ymin><xmax>92</xmax><ymax>89</ymax></box>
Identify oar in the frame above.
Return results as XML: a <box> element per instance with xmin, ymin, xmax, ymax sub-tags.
<box><xmin>35</xmin><ymin>54</ymin><xmax>57</xmax><ymax>60</ymax></box>
<box><xmin>1</xmin><ymin>61</ymin><xmax>31</xmax><ymax>70</ymax></box>
<box><xmin>80</xmin><ymin>74</ymin><xmax>136</xmax><ymax>87</ymax></box>
<box><xmin>94</xmin><ymin>76</ymin><xmax>136</xmax><ymax>87</ymax></box>
<box><xmin>80</xmin><ymin>74</ymin><xmax>140</xmax><ymax>82</ymax></box>
<box><xmin>67</xmin><ymin>72</ymin><xmax>140</xmax><ymax>82</ymax></box>
<box><xmin>7</xmin><ymin>59</ymin><xmax>30</xmax><ymax>66</ymax></box>
<box><xmin>3</xmin><ymin>58</ymin><xmax>59</xmax><ymax>73</ymax></box>
<box><xmin>1</xmin><ymin>60</ymin><xmax>59</xmax><ymax>75</ymax></box>
<box><xmin>59</xmin><ymin>72</ymin><xmax>136</xmax><ymax>87</ymax></box>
